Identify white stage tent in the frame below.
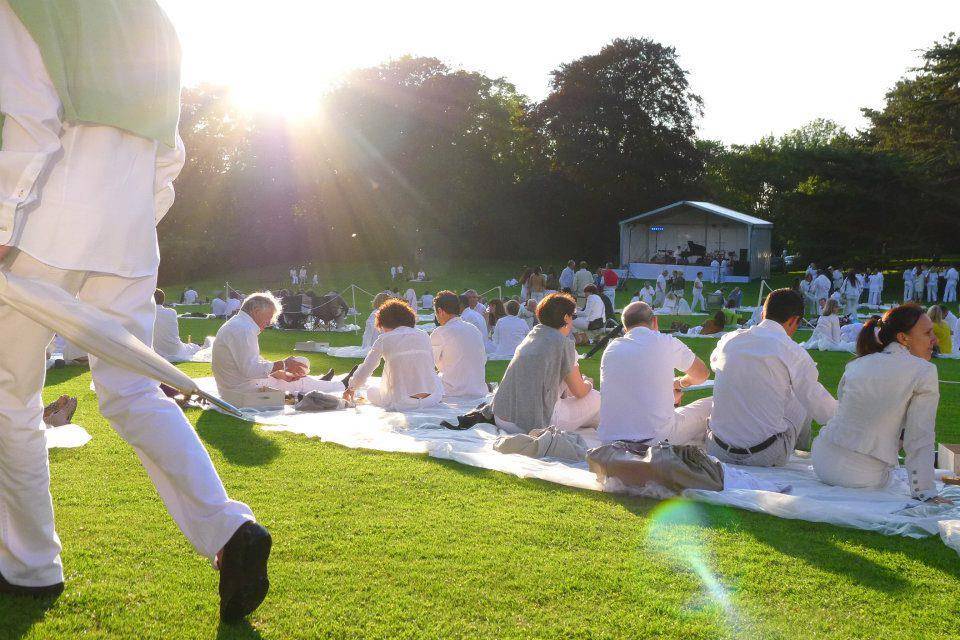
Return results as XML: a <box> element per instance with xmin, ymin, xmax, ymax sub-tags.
<box><xmin>619</xmin><ymin>201</ymin><xmax>773</xmax><ymax>281</ymax></box>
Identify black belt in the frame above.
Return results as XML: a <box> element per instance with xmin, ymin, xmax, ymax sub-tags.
<box><xmin>712</xmin><ymin>432</ymin><xmax>780</xmax><ymax>456</ymax></box>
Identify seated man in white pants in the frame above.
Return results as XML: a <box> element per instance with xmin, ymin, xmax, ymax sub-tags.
<box><xmin>491</xmin><ymin>293</ymin><xmax>600</xmax><ymax>433</ymax></box>
<box><xmin>430</xmin><ymin>290</ymin><xmax>489</xmax><ymax>397</ymax></box>
<box><xmin>212</xmin><ymin>293</ymin><xmax>348</xmax><ymax>396</ymax></box>
<box><xmin>707</xmin><ymin>289</ymin><xmax>837</xmax><ymax>467</ymax></box>
<box><xmin>572</xmin><ymin>284</ymin><xmax>606</xmax><ymax>332</ymax></box>
<box><xmin>598</xmin><ymin>302</ymin><xmax>712</xmax><ymax>445</ymax></box>
<box><xmin>153</xmin><ymin>288</ymin><xmax>208</xmax><ymax>362</ymax></box>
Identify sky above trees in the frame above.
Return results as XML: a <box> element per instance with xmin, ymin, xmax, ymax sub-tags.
<box><xmin>158</xmin><ymin>0</ymin><xmax>958</xmax><ymax>144</ymax></box>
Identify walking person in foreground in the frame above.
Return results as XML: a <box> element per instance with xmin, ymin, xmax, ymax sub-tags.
<box><xmin>0</xmin><ymin>0</ymin><xmax>270</xmax><ymax>621</ymax></box>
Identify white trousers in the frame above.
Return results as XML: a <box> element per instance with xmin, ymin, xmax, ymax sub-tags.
<box><xmin>904</xmin><ymin>282</ymin><xmax>913</xmax><ymax>302</ymax></box>
<box><xmin>691</xmin><ymin>290</ymin><xmax>706</xmax><ymax>312</ymax></box>
<box><xmin>0</xmin><ymin>250</ymin><xmax>253</xmax><ymax>587</ymax></box>
<box><xmin>493</xmin><ymin>388</ymin><xmax>601</xmax><ymax>433</ymax></box>
<box><xmin>603</xmin><ymin>287</ymin><xmax>616</xmax><ymax>310</ymax></box>
<box><xmin>928</xmin><ymin>283</ymin><xmax>938</xmax><ymax>302</ymax></box>
<box><xmin>365</xmin><ymin>384</ymin><xmax>442</xmax><ymax>411</ymax></box>
<box><xmin>257</xmin><ymin>376</ymin><xmax>345</xmax><ymax>395</ymax></box>
<box><xmin>945</xmin><ymin>282</ymin><xmax>958</xmax><ymax>303</ymax></box>
<box><xmin>868</xmin><ymin>290</ymin><xmax>881</xmax><ymax>306</ymax></box>
<box><xmin>811</xmin><ymin>435</ymin><xmax>890</xmax><ymax>489</ymax></box>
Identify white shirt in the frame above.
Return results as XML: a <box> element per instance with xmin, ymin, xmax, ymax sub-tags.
<box><xmin>928</xmin><ymin>270</ymin><xmax>939</xmax><ymax>286</ymax></box>
<box><xmin>0</xmin><ymin>1</ymin><xmax>184</xmax><ymax>277</ymax></box>
<box><xmin>211</xmin><ymin>297</ymin><xmax>227</xmax><ymax>316</ymax></box>
<box><xmin>799</xmin><ymin>279</ymin><xmax>812</xmax><ymax>296</ymax></box>
<box><xmin>818</xmin><ymin>343</ymin><xmax>938</xmax><ymax>500</ymax></box>
<box><xmin>580</xmin><ymin>294</ymin><xmax>606</xmax><ymax>323</ymax></box>
<box><xmin>462</xmin><ymin>306</ymin><xmax>487</xmax><ymax>338</ymax></box>
<box><xmin>349</xmin><ymin>326</ymin><xmax>443</xmax><ymax>408</ymax></box>
<box><xmin>598</xmin><ymin>326</ymin><xmax>696</xmax><ymax>443</ymax></box>
<box><xmin>946</xmin><ymin>267</ymin><xmax>958</xmax><ymax>283</ymax></box>
<box><xmin>421</xmin><ymin>293</ymin><xmax>434</xmax><ymax>309</ymax></box>
<box><xmin>390</xmin><ymin>267</ymin><xmax>397</xmax><ymax>277</ymax></box>
<box><xmin>812</xmin><ymin>314</ymin><xmax>841</xmax><ymax>344</ymax></box>
<box><xmin>183</xmin><ymin>289</ymin><xmax>199</xmax><ymax>304</ymax></box>
<box><xmin>840</xmin><ymin>280</ymin><xmax>859</xmax><ymax>301</ymax></box>
<box><xmin>812</xmin><ymin>274</ymin><xmax>831</xmax><ymax>300</ymax></box>
<box><xmin>868</xmin><ymin>273</ymin><xmax>882</xmax><ymax>292</ymax></box>
<box><xmin>491</xmin><ymin>314</ymin><xmax>530</xmax><ymax>358</ymax></box>
<box><xmin>639</xmin><ymin>286</ymin><xmax>655</xmax><ymax>305</ymax></box>
<box><xmin>693</xmin><ymin>277</ymin><xmax>703</xmax><ymax>292</ymax></box>
<box><xmin>405</xmin><ymin>289</ymin><xmax>418</xmax><ymax>310</ymax></box>
<box><xmin>903</xmin><ymin>269</ymin><xmax>914</xmax><ymax>283</ymax></box>
<box><xmin>299</xmin><ymin>268</ymin><xmax>306</xmax><ymax>279</ymax></box>
<box><xmin>211</xmin><ymin>311</ymin><xmax>274</xmax><ymax>394</ymax></box>
<box><xmin>656</xmin><ymin>274</ymin><xmax>667</xmax><ymax>292</ymax></box>
<box><xmin>711</xmin><ymin>259</ymin><xmax>720</xmax><ymax>271</ymax></box>
<box><xmin>153</xmin><ymin>306</ymin><xmax>188</xmax><ymax>359</ymax></box>
<box><xmin>559</xmin><ymin>267</ymin><xmax>575</xmax><ymax>290</ymax></box>
<box><xmin>224</xmin><ymin>297</ymin><xmax>241</xmax><ymax>316</ymax></box>
<box><xmin>709</xmin><ymin>319</ymin><xmax>837</xmax><ymax>447</ymax></box>
<box><xmin>430</xmin><ymin>317</ymin><xmax>488</xmax><ymax>397</ymax></box>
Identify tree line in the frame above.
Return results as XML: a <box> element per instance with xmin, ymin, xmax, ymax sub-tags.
<box><xmin>158</xmin><ymin>35</ymin><xmax>960</xmax><ymax>282</ymax></box>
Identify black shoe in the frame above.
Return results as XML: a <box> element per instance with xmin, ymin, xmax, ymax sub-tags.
<box><xmin>441</xmin><ymin>410</ymin><xmax>488</xmax><ymax>431</ymax></box>
<box><xmin>319</xmin><ymin>367</ymin><xmax>335</xmax><ymax>381</ymax></box>
<box><xmin>0</xmin><ymin>572</ymin><xmax>63</xmax><ymax>598</ymax></box>
<box><xmin>340</xmin><ymin>364</ymin><xmax>360</xmax><ymax>389</ymax></box>
<box><xmin>219</xmin><ymin>521</ymin><xmax>272</xmax><ymax>623</ymax></box>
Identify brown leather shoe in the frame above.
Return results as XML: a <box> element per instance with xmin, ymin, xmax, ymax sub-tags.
<box><xmin>219</xmin><ymin>521</ymin><xmax>272</xmax><ymax>622</ymax></box>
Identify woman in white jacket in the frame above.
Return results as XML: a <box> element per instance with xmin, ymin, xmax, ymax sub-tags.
<box><xmin>840</xmin><ymin>270</ymin><xmax>860</xmax><ymax>319</ymax></box>
<box><xmin>811</xmin><ymin>304</ymin><xmax>948</xmax><ymax>502</ymax></box>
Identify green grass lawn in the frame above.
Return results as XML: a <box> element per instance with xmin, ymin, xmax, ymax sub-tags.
<box><xmin>3</xmin><ymin>262</ymin><xmax>960</xmax><ymax>639</ymax></box>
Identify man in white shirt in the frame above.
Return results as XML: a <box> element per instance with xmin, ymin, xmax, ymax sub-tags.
<box><xmin>572</xmin><ymin>262</ymin><xmax>594</xmax><ymax>301</ymax></box>
<box><xmin>945</xmin><ymin>266</ymin><xmax>958</xmax><ymax>303</ymax></box>
<box><xmin>212</xmin><ymin>293</ymin><xmax>347</xmax><ymax>396</ymax></box>
<box><xmin>298</xmin><ymin>266</ymin><xmax>307</xmax><ymax>284</ymax></box>
<box><xmin>868</xmin><ymin>270</ymin><xmax>883</xmax><ymax>306</ymax></box>
<box><xmin>153</xmin><ymin>289</ymin><xmax>204</xmax><ymax>362</ymax></box>
<box><xmin>903</xmin><ymin>267</ymin><xmax>914</xmax><ymax>302</ymax></box>
<box><xmin>490</xmin><ymin>299</ymin><xmax>531</xmax><ymax>358</ymax></box>
<box><xmin>655</xmin><ymin>270</ymin><xmax>668</xmax><ymax>307</ymax></box>
<box><xmin>707</xmin><ymin>289</ymin><xmax>838</xmax><ymax>467</ymax></box>
<box><xmin>812</xmin><ymin>270</ymin><xmax>832</xmax><ymax>307</ymax></box>
<box><xmin>430</xmin><ymin>291</ymin><xmax>489</xmax><ymax>397</ymax></box>
<box><xmin>0</xmin><ymin>2</ymin><xmax>269</xmax><ymax>615</ymax></box>
<box><xmin>421</xmin><ymin>292</ymin><xmax>434</xmax><ymax>310</ymax></box>
<box><xmin>691</xmin><ymin>272</ymin><xmax>706</xmax><ymax>312</ymax></box>
<box><xmin>290</xmin><ymin>268</ymin><xmax>297</xmax><ymax>286</ymax></box>
<box><xmin>224</xmin><ymin>292</ymin><xmax>242</xmax><ymax>317</ymax></box>
<box><xmin>710</xmin><ymin>257</ymin><xmax>720</xmax><ymax>283</ymax></box>
<box><xmin>211</xmin><ymin>294</ymin><xmax>227</xmax><ymax>318</ymax></box>
<box><xmin>311</xmin><ymin>273</ymin><xmax>319</xmax><ymax>287</ymax></box>
<box><xmin>459</xmin><ymin>293</ymin><xmax>488</xmax><ymax>338</ymax></box>
<box><xmin>598</xmin><ymin>302</ymin><xmax>712</xmax><ymax>445</ymax></box>
<box><xmin>559</xmin><ymin>260</ymin><xmax>576</xmax><ymax>292</ymax></box>
<box><xmin>633</xmin><ymin>283</ymin><xmax>655</xmax><ymax>306</ymax></box>
<box><xmin>182</xmin><ymin>286</ymin><xmax>199</xmax><ymax>304</ymax></box>
<box><xmin>573</xmin><ymin>285</ymin><xmax>606</xmax><ymax>331</ymax></box>
<box><xmin>927</xmin><ymin>268</ymin><xmax>940</xmax><ymax>303</ymax></box>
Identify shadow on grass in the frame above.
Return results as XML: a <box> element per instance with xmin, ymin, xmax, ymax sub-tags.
<box><xmin>195</xmin><ymin>411</ymin><xmax>281</xmax><ymax>467</ymax></box>
<box><xmin>216</xmin><ymin>619</ymin><xmax>264</xmax><ymax>640</ymax></box>
<box><xmin>0</xmin><ymin>593</ymin><xmax>60</xmax><ymax>639</ymax></box>
<box><xmin>42</xmin><ymin>364</ymin><xmax>89</xmax><ymax>387</ymax></box>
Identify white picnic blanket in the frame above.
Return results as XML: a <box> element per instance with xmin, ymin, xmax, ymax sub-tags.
<box><xmin>193</xmin><ymin>376</ymin><xmax>960</xmax><ymax>555</ymax></box>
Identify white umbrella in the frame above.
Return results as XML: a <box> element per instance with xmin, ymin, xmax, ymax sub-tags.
<box><xmin>0</xmin><ymin>270</ymin><xmax>244</xmax><ymax>418</ymax></box>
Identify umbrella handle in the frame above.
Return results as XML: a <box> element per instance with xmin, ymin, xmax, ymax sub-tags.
<box><xmin>194</xmin><ymin>389</ymin><xmax>246</xmax><ymax>420</ymax></box>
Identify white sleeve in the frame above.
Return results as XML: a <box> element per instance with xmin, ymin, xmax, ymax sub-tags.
<box><xmin>0</xmin><ymin>2</ymin><xmax>63</xmax><ymax>245</ymax></box>
<box><xmin>154</xmin><ymin>130</ymin><xmax>186</xmax><ymax>224</ymax></box>
<box><xmin>349</xmin><ymin>335</ymin><xmax>384</xmax><ymax>391</ymax></box>
<box><xmin>234</xmin><ymin>330</ymin><xmax>274</xmax><ymax>380</ymax></box>
<box><xmin>429</xmin><ymin>328</ymin><xmax>444</xmax><ymax>366</ymax></box>
<box><xmin>903</xmin><ymin>366</ymin><xmax>939</xmax><ymax>500</ymax></box>
<box><xmin>671</xmin><ymin>336</ymin><xmax>696</xmax><ymax>372</ymax></box>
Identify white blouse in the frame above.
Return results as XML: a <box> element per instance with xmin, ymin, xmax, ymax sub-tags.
<box><xmin>349</xmin><ymin>326</ymin><xmax>444</xmax><ymax>409</ymax></box>
<box><xmin>817</xmin><ymin>342</ymin><xmax>939</xmax><ymax>500</ymax></box>
<box><xmin>812</xmin><ymin>314</ymin><xmax>842</xmax><ymax>344</ymax></box>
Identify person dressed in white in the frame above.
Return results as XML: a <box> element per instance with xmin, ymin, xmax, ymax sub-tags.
<box><xmin>224</xmin><ymin>292</ymin><xmax>241</xmax><ymax>318</ymax></box>
<box><xmin>420</xmin><ymin>291</ymin><xmax>434</xmax><ymax>310</ymax></box>
<box><xmin>654</xmin><ymin>270</ymin><xmax>668</xmax><ymax>307</ymax></box>
<box><xmin>559</xmin><ymin>260</ymin><xmax>576</xmax><ymax>292</ymax></box>
<box><xmin>710</xmin><ymin>257</ymin><xmax>721</xmax><ymax>283</ymax></box>
<box><xmin>812</xmin><ymin>304</ymin><xmax>947</xmax><ymax>503</ymax></box>
<box><xmin>803</xmin><ymin>299</ymin><xmax>853</xmax><ymax>352</ymax></box>
<box><xmin>799</xmin><ymin>273</ymin><xmax>816</xmax><ymax>318</ymax></box>
<box><xmin>945</xmin><ymin>266</ymin><xmax>958</xmax><ymax>303</ymax></box>
<box><xmin>430</xmin><ymin>291</ymin><xmax>489</xmax><ymax>397</ymax></box>
<box><xmin>867</xmin><ymin>270</ymin><xmax>883</xmax><ymax>306</ymax></box>
<box><xmin>290</xmin><ymin>268</ymin><xmax>297</xmax><ymax>286</ymax></box>
<box><xmin>927</xmin><ymin>267</ymin><xmax>940</xmax><ymax>303</ymax></box>
<box><xmin>0</xmin><ymin>0</ymin><xmax>269</xmax><ymax>615</ymax></box>
<box><xmin>298</xmin><ymin>266</ymin><xmax>307</xmax><ymax>284</ymax></box>
<box><xmin>691</xmin><ymin>272</ymin><xmax>706</xmax><ymax>312</ymax></box>
<box><xmin>572</xmin><ymin>285</ymin><xmax>606</xmax><ymax>331</ymax></box>
<box><xmin>390</xmin><ymin>265</ymin><xmax>397</xmax><ymax>281</ymax></box>
<box><xmin>210</xmin><ymin>293</ymin><xmax>227</xmax><ymax>318</ymax></box>
<box><xmin>831</xmin><ymin>267</ymin><xmax>843</xmax><ymax>292</ymax></box>
<box><xmin>182</xmin><ymin>286</ymin><xmax>198</xmax><ymax>304</ymax></box>
<box><xmin>903</xmin><ymin>267</ymin><xmax>914</xmax><ymax>302</ymax></box>
<box><xmin>344</xmin><ymin>300</ymin><xmax>443</xmax><ymax>410</ymax></box>
<box><xmin>212</xmin><ymin>293</ymin><xmax>347</xmax><ymax>396</ymax></box>
<box><xmin>840</xmin><ymin>271</ymin><xmax>860</xmax><ymax>318</ymax></box>
<box><xmin>707</xmin><ymin>289</ymin><xmax>838</xmax><ymax>467</ymax></box>
<box><xmin>405</xmin><ymin>287</ymin><xmax>418</xmax><ymax>311</ymax></box>
<box><xmin>490</xmin><ymin>299</ymin><xmax>530</xmax><ymax>359</ymax></box>
<box><xmin>153</xmin><ymin>288</ymin><xmax>205</xmax><ymax>362</ymax></box>
<box><xmin>491</xmin><ymin>293</ymin><xmax>600</xmax><ymax>433</ymax></box>
<box><xmin>635</xmin><ymin>283</ymin><xmax>655</xmax><ymax>306</ymax></box>
<box><xmin>812</xmin><ymin>270</ymin><xmax>832</xmax><ymax>307</ymax></box>
<box><xmin>460</xmin><ymin>293</ymin><xmax>488</xmax><ymax>338</ymax></box>
<box><xmin>572</xmin><ymin>262</ymin><xmax>594</xmax><ymax>302</ymax></box>
<box><xmin>598</xmin><ymin>302</ymin><xmax>712</xmax><ymax>445</ymax></box>
<box><xmin>805</xmin><ymin>263</ymin><xmax>818</xmax><ymax>279</ymax></box>
<box><xmin>361</xmin><ymin>292</ymin><xmax>392</xmax><ymax>350</ymax></box>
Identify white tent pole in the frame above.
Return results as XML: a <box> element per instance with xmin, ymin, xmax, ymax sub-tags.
<box><xmin>351</xmin><ymin>284</ymin><xmax>359</xmax><ymax>334</ymax></box>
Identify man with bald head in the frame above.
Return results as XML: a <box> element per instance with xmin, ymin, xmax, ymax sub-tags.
<box><xmin>598</xmin><ymin>301</ymin><xmax>713</xmax><ymax>445</ymax></box>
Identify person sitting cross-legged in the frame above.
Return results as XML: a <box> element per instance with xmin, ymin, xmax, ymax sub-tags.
<box><xmin>706</xmin><ymin>288</ymin><xmax>838</xmax><ymax>467</ymax></box>
<box><xmin>491</xmin><ymin>293</ymin><xmax>600</xmax><ymax>433</ymax></box>
<box><xmin>212</xmin><ymin>293</ymin><xmax>350</xmax><ymax>396</ymax></box>
<box><xmin>153</xmin><ymin>288</ymin><xmax>206</xmax><ymax>362</ymax></box>
<box><xmin>344</xmin><ymin>299</ymin><xmax>444</xmax><ymax>410</ymax></box>
<box><xmin>598</xmin><ymin>302</ymin><xmax>712</xmax><ymax>445</ymax></box>
<box><xmin>430</xmin><ymin>291</ymin><xmax>489</xmax><ymax>398</ymax></box>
